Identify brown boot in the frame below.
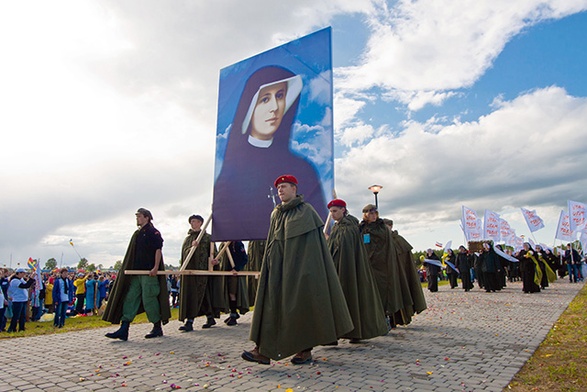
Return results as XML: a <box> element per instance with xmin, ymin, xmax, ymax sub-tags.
<box><xmin>291</xmin><ymin>349</ymin><xmax>312</xmax><ymax>365</ymax></box>
<box><xmin>241</xmin><ymin>346</ymin><xmax>270</xmax><ymax>365</ymax></box>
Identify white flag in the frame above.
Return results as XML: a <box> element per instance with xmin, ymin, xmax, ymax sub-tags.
<box><xmin>555</xmin><ymin>210</ymin><xmax>573</xmax><ymax>242</ymax></box>
<box><xmin>514</xmin><ymin>236</ymin><xmax>524</xmax><ymax>252</ymax></box>
<box><xmin>499</xmin><ymin>218</ymin><xmax>514</xmax><ymax>246</ymax></box>
<box><xmin>484</xmin><ymin>210</ymin><xmax>501</xmax><ymax>241</ymax></box>
<box><xmin>568</xmin><ymin>200</ymin><xmax>587</xmax><ymax>232</ymax></box>
<box><xmin>520</xmin><ymin>207</ymin><xmax>545</xmax><ymax>233</ymax></box>
<box><xmin>443</xmin><ymin>240</ymin><xmax>452</xmax><ymax>254</ymax></box>
<box><xmin>461</xmin><ymin>206</ymin><xmax>479</xmax><ymax>241</ymax></box>
<box><xmin>580</xmin><ymin>230</ymin><xmax>587</xmax><ymax>255</ymax></box>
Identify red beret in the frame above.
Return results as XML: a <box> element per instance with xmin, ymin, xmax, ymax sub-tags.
<box><xmin>327</xmin><ymin>199</ymin><xmax>346</xmax><ymax>209</ymax></box>
<box><xmin>274</xmin><ymin>174</ymin><xmax>298</xmax><ymax>187</ymax></box>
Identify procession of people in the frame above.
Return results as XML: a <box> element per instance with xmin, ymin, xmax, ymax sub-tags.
<box><xmin>2</xmin><ymin>178</ymin><xmax>583</xmax><ymax>370</ymax></box>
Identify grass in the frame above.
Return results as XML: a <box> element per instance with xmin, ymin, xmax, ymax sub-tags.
<box><xmin>506</xmin><ymin>283</ymin><xmax>587</xmax><ymax>391</ymax></box>
<box><xmin>0</xmin><ymin>307</ymin><xmax>180</xmax><ymax>339</ymax></box>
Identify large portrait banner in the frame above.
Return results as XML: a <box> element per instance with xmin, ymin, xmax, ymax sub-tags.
<box><xmin>212</xmin><ymin>28</ymin><xmax>334</xmax><ymax>241</ymax></box>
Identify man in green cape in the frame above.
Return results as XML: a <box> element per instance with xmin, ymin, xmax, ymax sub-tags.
<box><xmin>359</xmin><ymin>205</ymin><xmax>404</xmax><ymax>327</ymax></box>
<box><xmin>103</xmin><ymin>208</ymin><xmax>171</xmax><ymax>340</ymax></box>
<box><xmin>177</xmin><ymin>214</ymin><xmax>223</xmax><ymax>331</ymax></box>
<box><xmin>384</xmin><ymin>219</ymin><xmax>427</xmax><ymax>324</ymax></box>
<box><xmin>326</xmin><ymin>199</ymin><xmax>388</xmax><ymax>342</ymax></box>
<box><xmin>242</xmin><ymin>175</ymin><xmax>353</xmax><ymax>365</ymax></box>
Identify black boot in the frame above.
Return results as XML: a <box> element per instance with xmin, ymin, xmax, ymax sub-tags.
<box><xmin>179</xmin><ymin>320</ymin><xmax>193</xmax><ymax>332</ymax></box>
<box><xmin>202</xmin><ymin>316</ymin><xmax>216</xmax><ymax>329</ymax></box>
<box><xmin>145</xmin><ymin>321</ymin><xmax>163</xmax><ymax>339</ymax></box>
<box><xmin>105</xmin><ymin>321</ymin><xmax>130</xmax><ymax>341</ymax></box>
<box><xmin>226</xmin><ymin>313</ymin><xmax>238</xmax><ymax>326</ymax></box>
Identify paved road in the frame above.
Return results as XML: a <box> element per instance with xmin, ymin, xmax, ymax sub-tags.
<box><xmin>0</xmin><ymin>278</ymin><xmax>582</xmax><ymax>391</ymax></box>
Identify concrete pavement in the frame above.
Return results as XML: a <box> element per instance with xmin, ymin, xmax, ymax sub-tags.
<box><xmin>0</xmin><ymin>277</ymin><xmax>582</xmax><ymax>391</ymax></box>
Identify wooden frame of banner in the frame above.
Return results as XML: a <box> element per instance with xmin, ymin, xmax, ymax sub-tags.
<box><xmin>125</xmin><ymin>270</ymin><xmax>261</xmax><ymax>276</ymax></box>
<box><xmin>179</xmin><ymin>213</ymin><xmax>213</xmax><ymax>272</ymax></box>
<box><xmin>125</xmin><ymin>214</ymin><xmax>260</xmax><ymax>277</ymax></box>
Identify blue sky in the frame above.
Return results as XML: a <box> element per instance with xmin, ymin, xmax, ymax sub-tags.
<box><xmin>1</xmin><ymin>1</ymin><xmax>586</xmax><ymax>268</ymax></box>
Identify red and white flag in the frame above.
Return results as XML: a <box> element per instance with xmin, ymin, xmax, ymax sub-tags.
<box><xmin>568</xmin><ymin>200</ymin><xmax>587</xmax><ymax>232</ymax></box>
<box><xmin>520</xmin><ymin>207</ymin><xmax>545</xmax><ymax>233</ymax></box>
<box><xmin>555</xmin><ymin>210</ymin><xmax>573</xmax><ymax>242</ymax></box>
<box><xmin>484</xmin><ymin>209</ymin><xmax>501</xmax><ymax>241</ymax></box>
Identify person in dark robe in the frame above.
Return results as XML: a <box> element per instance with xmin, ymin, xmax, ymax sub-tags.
<box><xmin>178</xmin><ymin>214</ymin><xmax>223</xmax><ymax>332</ymax></box>
<box><xmin>478</xmin><ymin>242</ymin><xmax>500</xmax><ymax>292</ymax></box>
<box><xmin>423</xmin><ymin>248</ymin><xmax>441</xmax><ymax>293</ymax></box>
<box><xmin>495</xmin><ymin>244</ymin><xmax>509</xmax><ymax>289</ymax></box>
<box><xmin>245</xmin><ymin>240</ymin><xmax>265</xmax><ymax>305</ymax></box>
<box><xmin>359</xmin><ymin>205</ymin><xmax>403</xmax><ymax>327</ymax></box>
<box><xmin>516</xmin><ymin>242</ymin><xmax>541</xmax><ymax>293</ymax></box>
<box><xmin>444</xmin><ymin>248</ymin><xmax>458</xmax><ymax>289</ymax></box>
<box><xmin>543</xmin><ymin>248</ymin><xmax>560</xmax><ymax>276</ymax></box>
<box><xmin>535</xmin><ymin>245</ymin><xmax>557</xmax><ymax>289</ymax></box>
<box><xmin>383</xmin><ymin>218</ymin><xmax>427</xmax><ymax>324</ymax></box>
<box><xmin>103</xmin><ymin>208</ymin><xmax>171</xmax><ymax>340</ymax></box>
<box><xmin>219</xmin><ymin>241</ymin><xmax>249</xmax><ymax>326</ymax></box>
<box><xmin>456</xmin><ymin>245</ymin><xmax>474</xmax><ymax>291</ymax></box>
<box><xmin>242</xmin><ymin>175</ymin><xmax>353</xmax><ymax>365</ymax></box>
<box><xmin>213</xmin><ymin>66</ymin><xmax>327</xmax><ymax>242</ymax></box>
<box><xmin>326</xmin><ymin>199</ymin><xmax>388</xmax><ymax>343</ymax></box>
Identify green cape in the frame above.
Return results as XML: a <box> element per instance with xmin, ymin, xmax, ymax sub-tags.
<box><xmin>102</xmin><ymin>228</ymin><xmax>171</xmax><ymax>325</ymax></box>
<box><xmin>328</xmin><ymin>214</ymin><xmax>388</xmax><ymax>339</ymax></box>
<box><xmin>245</xmin><ymin>240</ymin><xmax>265</xmax><ymax>305</ymax></box>
<box><xmin>391</xmin><ymin>230</ymin><xmax>427</xmax><ymax>321</ymax></box>
<box><xmin>219</xmin><ymin>243</ymin><xmax>249</xmax><ymax>314</ymax></box>
<box><xmin>250</xmin><ymin>196</ymin><xmax>353</xmax><ymax>360</ymax></box>
<box><xmin>359</xmin><ymin>219</ymin><xmax>403</xmax><ymax>315</ymax></box>
<box><xmin>178</xmin><ymin>230</ymin><xmax>223</xmax><ymax>321</ymax></box>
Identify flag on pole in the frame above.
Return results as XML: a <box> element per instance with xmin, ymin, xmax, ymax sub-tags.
<box><xmin>520</xmin><ymin>207</ymin><xmax>545</xmax><ymax>232</ymax></box>
<box><xmin>483</xmin><ymin>210</ymin><xmax>501</xmax><ymax>241</ymax></box>
<box><xmin>568</xmin><ymin>200</ymin><xmax>587</xmax><ymax>232</ymax></box>
<box><xmin>514</xmin><ymin>236</ymin><xmax>524</xmax><ymax>252</ymax></box>
<box><xmin>435</xmin><ymin>241</ymin><xmax>443</xmax><ymax>248</ymax></box>
<box><xmin>555</xmin><ymin>210</ymin><xmax>573</xmax><ymax>242</ymax></box>
<box><xmin>443</xmin><ymin>241</ymin><xmax>452</xmax><ymax>253</ymax></box>
<box><xmin>461</xmin><ymin>206</ymin><xmax>480</xmax><ymax>241</ymax></box>
<box><xmin>499</xmin><ymin>218</ymin><xmax>514</xmax><ymax>246</ymax></box>
<box><xmin>27</xmin><ymin>257</ymin><xmax>36</xmax><ymax>270</ymax></box>
<box><xmin>69</xmin><ymin>239</ymin><xmax>74</xmax><ymax>247</ymax></box>
<box><xmin>580</xmin><ymin>230</ymin><xmax>587</xmax><ymax>254</ymax></box>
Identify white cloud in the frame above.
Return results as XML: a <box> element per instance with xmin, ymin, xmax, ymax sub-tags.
<box><xmin>338</xmin><ymin>0</ymin><xmax>587</xmax><ymax>109</ymax></box>
<box><xmin>334</xmin><ymin>86</ymin><xmax>587</xmax><ymax>250</ymax></box>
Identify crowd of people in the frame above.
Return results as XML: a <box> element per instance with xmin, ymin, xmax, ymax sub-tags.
<box><xmin>0</xmin><ymin>267</ymin><xmax>116</xmax><ymax>332</ymax></box>
<box><xmin>4</xmin><ymin>176</ymin><xmax>584</xmax><ymax>369</ymax></box>
<box><xmin>420</xmin><ymin>241</ymin><xmax>585</xmax><ymax>294</ymax></box>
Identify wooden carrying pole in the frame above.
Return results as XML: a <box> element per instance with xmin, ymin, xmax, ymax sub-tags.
<box><xmin>179</xmin><ymin>213</ymin><xmax>213</xmax><ymax>272</ymax></box>
<box><xmin>125</xmin><ymin>270</ymin><xmax>260</xmax><ymax>276</ymax></box>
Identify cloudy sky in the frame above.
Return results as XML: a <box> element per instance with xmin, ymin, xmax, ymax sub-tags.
<box><xmin>1</xmin><ymin>0</ymin><xmax>587</xmax><ymax>269</ymax></box>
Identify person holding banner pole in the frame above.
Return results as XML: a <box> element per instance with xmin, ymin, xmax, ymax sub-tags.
<box><xmin>103</xmin><ymin>208</ymin><xmax>171</xmax><ymax>340</ymax></box>
<box><xmin>177</xmin><ymin>215</ymin><xmax>222</xmax><ymax>332</ymax></box>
